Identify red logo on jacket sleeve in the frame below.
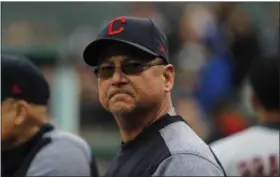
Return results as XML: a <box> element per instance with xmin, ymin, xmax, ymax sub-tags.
<box><xmin>107</xmin><ymin>17</ymin><xmax>127</xmax><ymax>36</ymax></box>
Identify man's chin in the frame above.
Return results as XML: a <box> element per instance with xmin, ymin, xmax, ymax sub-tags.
<box><xmin>109</xmin><ymin>102</ymin><xmax>135</xmax><ymax>117</ymax></box>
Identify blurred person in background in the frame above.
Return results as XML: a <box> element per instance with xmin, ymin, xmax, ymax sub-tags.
<box><xmin>259</xmin><ymin>5</ymin><xmax>279</xmax><ymax>57</ymax></box>
<box><xmin>1</xmin><ymin>55</ymin><xmax>98</xmax><ymax>177</ymax></box>
<box><xmin>83</xmin><ymin>16</ymin><xmax>226</xmax><ymax>176</ymax></box>
<box><xmin>194</xmin><ymin>4</ymin><xmax>247</xmax><ymax>142</ymax></box>
<box><xmin>211</xmin><ymin>56</ymin><xmax>280</xmax><ymax>176</ymax></box>
<box><xmin>170</xmin><ymin>4</ymin><xmax>213</xmax><ymax>140</ymax></box>
<box><xmin>225</xmin><ymin>5</ymin><xmax>262</xmax><ymax>89</ymax></box>
<box><xmin>171</xmin><ymin>3</ymin><xmax>241</xmax><ymax>141</ymax></box>
<box><xmin>192</xmin><ymin>3</ymin><xmax>258</xmax><ymax>143</ymax></box>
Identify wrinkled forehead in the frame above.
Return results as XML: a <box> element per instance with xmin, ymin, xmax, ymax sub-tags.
<box><xmin>97</xmin><ymin>42</ymin><xmax>155</xmax><ymax>65</ymax></box>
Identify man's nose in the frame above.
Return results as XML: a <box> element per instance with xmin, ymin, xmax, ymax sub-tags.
<box><xmin>111</xmin><ymin>68</ymin><xmax>129</xmax><ymax>86</ymax></box>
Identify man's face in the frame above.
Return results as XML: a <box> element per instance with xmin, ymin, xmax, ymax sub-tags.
<box><xmin>96</xmin><ymin>45</ymin><xmax>174</xmax><ymax>116</ymax></box>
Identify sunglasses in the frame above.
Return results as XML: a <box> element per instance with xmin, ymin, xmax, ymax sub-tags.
<box><xmin>94</xmin><ymin>60</ymin><xmax>165</xmax><ymax>79</ymax></box>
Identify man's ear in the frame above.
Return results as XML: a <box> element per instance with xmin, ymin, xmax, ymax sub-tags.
<box><xmin>163</xmin><ymin>64</ymin><xmax>175</xmax><ymax>92</ymax></box>
<box><xmin>14</xmin><ymin>100</ymin><xmax>28</xmax><ymax>126</ymax></box>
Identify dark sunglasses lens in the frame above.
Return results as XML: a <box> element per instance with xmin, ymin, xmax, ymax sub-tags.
<box><xmin>122</xmin><ymin>63</ymin><xmax>144</xmax><ymax>74</ymax></box>
<box><xmin>96</xmin><ymin>66</ymin><xmax>115</xmax><ymax>78</ymax></box>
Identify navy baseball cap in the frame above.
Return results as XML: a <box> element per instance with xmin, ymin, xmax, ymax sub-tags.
<box><xmin>83</xmin><ymin>16</ymin><xmax>169</xmax><ymax>66</ymax></box>
<box><xmin>1</xmin><ymin>55</ymin><xmax>50</xmax><ymax>105</ymax></box>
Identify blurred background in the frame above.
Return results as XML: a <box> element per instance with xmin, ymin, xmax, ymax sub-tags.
<box><xmin>1</xmin><ymin>2</ymin><xmax>279</xmax><ymax>175</ymax></box>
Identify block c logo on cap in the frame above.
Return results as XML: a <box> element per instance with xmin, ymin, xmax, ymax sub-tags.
<box><xmin>108</xmin><ymin>17</ymin><xmax>127</xmax><ymax>36</ymax></box>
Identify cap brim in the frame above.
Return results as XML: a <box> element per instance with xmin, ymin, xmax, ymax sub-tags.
<box><xmin>83</xmin><ymin>38</ymin><xmax>158</xmax><ymax>66</ymax></box>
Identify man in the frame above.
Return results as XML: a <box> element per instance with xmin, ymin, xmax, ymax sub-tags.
<box><xmin>1</xmin><ymin>55</ymin><xmax>98</xmax><ymax>177</ymax></box>
<box><xmin>83</xmin><ymin>16</ymin><xmax>226</xmax><ymax>176</ymax></box>
<box><xmin>211</xmin><ymin>56</ymin><xmax>280</xmax><ymax>176</ymax></box>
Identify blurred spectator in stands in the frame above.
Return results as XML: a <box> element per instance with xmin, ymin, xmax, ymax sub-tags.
<box><xmin>128</xmin><ymin>2</ymin><xmax>168</xmax><ymax>33</ymax></box>
<box><xmin>173</xmin><ymin>3</ymin><xmax>254</xmax><ymax>142</ymax></box>
<box><xmin>193</xmin><ymin>3</ymin><xmax>234</xmax><ymax>115</ymax></box>
<box><xmin>3</xmin><ymin>21</ymin><xmax>34</xmax><ymax>46</ymax></box>
<box><xmin>226</xmin><ymin>6</ymin><xmax>262</xmax><ymax>89</ymax></box>
<box><xmin>259</xmin><ymin>5</ymin><xmax>279</xmax><ymax>57</ymax></box>
<box><xmin>172</xmin><ymin>4</ymin><xmax>213</xmax><ymax>140</ymax></box>
<box><xmin>203</xmin><ymin>4</ymin><xmax>259</xmax><ymax>142</ymax></box>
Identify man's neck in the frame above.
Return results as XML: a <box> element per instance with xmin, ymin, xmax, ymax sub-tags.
<box><xmin>116</xmin><ymin>102</ymin><xmax>174</xmax><ymax>143</ymax></box>
<box><xmin>2</xmin><ymin>126</ymin><xmax>41</xmax><ymax>150</ymax></box>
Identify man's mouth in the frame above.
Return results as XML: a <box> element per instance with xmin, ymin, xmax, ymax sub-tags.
<box><xmin>109</xmin><ymin>91</ymin><xmax>131</xmax><ymax>99</ymax></box>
